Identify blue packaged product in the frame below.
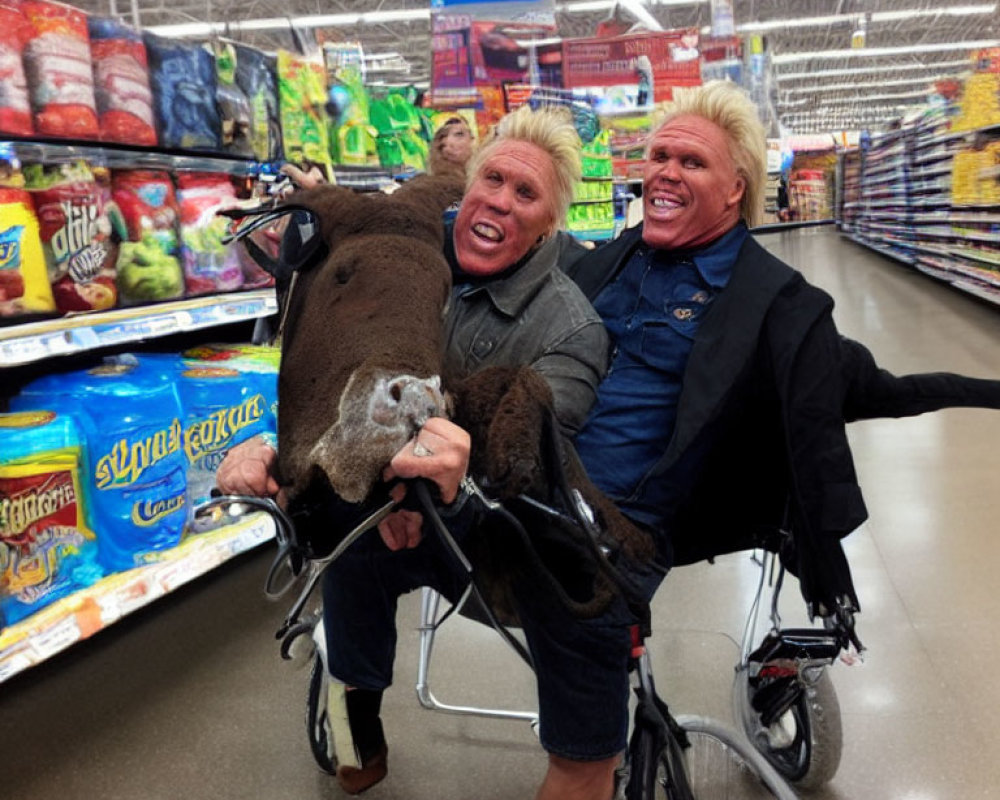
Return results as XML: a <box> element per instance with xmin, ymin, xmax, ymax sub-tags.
<box><xmin>0</xmin><ymin>410</ymin><xmax>103</xmax><ymax>627</ymax></box>
<box><xmin>143</xmin><ymin>33</ymin><xmax>221</xmax><ymax>151</ymax></box>
<box><xmin>175</xmin><ymin>364</ymin><xmax>276</xmax><ymax>522</ymax></box>
<box><xmin>12</xmin><ymin>362</ymin><xmax>188</xmax><ymax>573</ymax></box>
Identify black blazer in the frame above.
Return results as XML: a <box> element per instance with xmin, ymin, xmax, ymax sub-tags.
<box><xmin>568</xmin><ymin>224</ymin><xmax>1000</xmax><ymax>616</ymax></box>
<box><xmin>568</xmin><ymin>226</ymin><xmax>867</xmax><ymax>616</ymax></box>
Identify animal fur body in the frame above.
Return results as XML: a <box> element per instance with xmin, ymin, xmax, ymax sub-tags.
<box><xmin>271</xmin><ymin>175</ymin><xmax>652</xmax><ymax>617</ymax></box>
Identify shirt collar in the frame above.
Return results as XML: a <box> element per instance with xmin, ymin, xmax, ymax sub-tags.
<box><xmin>691</xmin><ymin>222</ymin><xmax>747</xmax><ymax>289</ymax></box>
<box><xmin>649</xmin><ymin>221</ymin><xmax>747</xmax><ymax>289</ymax></box>
<box><xmin>446</xmin><ymin>222</ymin><xmax>560</xmax><ymax>318</ymax></box>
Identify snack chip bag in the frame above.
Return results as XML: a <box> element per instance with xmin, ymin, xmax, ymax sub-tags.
<box><xmin>0</xmin><ymin>410</ymin><xmax>103</xmax><ymax>628</ymax></box>
<box><xmin>213</xmin><ymin>40</ymin><xmax>253</xmax><ymax>157</ymax></box>
<box><xmin>0</xmin><ymin>0</ymin><xmax>35</xmax><ymax>136</ymax></box>
<box><xmin>0</xmin><ymin>145</ymin><xmax>55</xmax><ymax>317</ymax></box>
<box><xmin>112</xmin><ymin>169</ymin><xmax>184</xmax><ymax>304</ymax></box>
<box><xmin>21</xmin><ymin>0</ymin><xmax>100</xmax><ymax>139</ymax></box>
<box><xmin>88</xmin><ymin>16</ymin><xmax>157</xmax><ymax>146</ymax></box>
<box><xmin>175</xmin><ymin>171</ymin><xmax>244</xmax><ymax>296</ymax></box>
<box><xmin>277</xmin><ymin>49</ymin><xmax>332</xmax><ymax>170</ymax></box>
<box><xmin>144</xmin><ymin>32</ymin><xmax>221</xmax><ymax>151</ymax></box>
<box><xmin>234</xmin><ymin>43</ymin><xmax>282</xmax><ymax>162</ymax></box>
<box><xmin>25</xmin><ymin>159</ymin><xmax>120</xmax><ymax>313</ymax></box>
<box><xmin>12</xmin><ymin>362</ymin><xmax>188</xmax><ymax>574</ymax></box>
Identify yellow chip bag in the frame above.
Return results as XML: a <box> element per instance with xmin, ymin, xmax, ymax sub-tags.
<box><xmin>0</xmin><ymin>186</ymin><xmax>55</xmax><ymax>317</ymax></box>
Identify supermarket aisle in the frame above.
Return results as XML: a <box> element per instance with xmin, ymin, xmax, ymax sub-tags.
<box><xmin>3</xmin><ymin>226</ymin><xmax>1000</xmax><ymax>800</ymax></box>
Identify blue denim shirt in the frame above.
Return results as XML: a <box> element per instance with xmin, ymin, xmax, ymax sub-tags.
<box><xmin>575</xmin><ymin>223</ymin><xmax>748</xmax><ymax>529</ymax></box>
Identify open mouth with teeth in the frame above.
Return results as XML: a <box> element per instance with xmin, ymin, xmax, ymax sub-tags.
<box><xmin>649</xmin><ymin>196</ymin><xmax>684</xmax><ymax>212</ymax></box>
<box><xmin>472</xmin><ymin>221</ymin><xmax>504</xmax><ymax>242</ymax></box>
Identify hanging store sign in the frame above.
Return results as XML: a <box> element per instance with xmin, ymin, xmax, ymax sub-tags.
<box><xmin>430</xmin><ymin>0</ymin><xmax>557</xmax><ymax>92</ymax></box>
<box><xmin>561</xmin><ymin>30</ymin><xmax>701</xmax><ymax>103</ymax></box>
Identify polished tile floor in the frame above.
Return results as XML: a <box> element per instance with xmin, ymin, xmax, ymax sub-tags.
<box><xmin>3</xmin><ymin>226</ymin><xmax>1000</xmax><ymax>799</ymax></box>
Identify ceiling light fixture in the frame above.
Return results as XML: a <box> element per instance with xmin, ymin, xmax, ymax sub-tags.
<box><xmin>738</xmin><ymin>3</ymin><xmax>996</xmax><ymax>33</ymax></box>
<box><xmin>777</xmin><ymin>59</ymin><xmax>971</xmax><ymax>81</ymax></box>
<box><xmin>774</xmin><ymin>39</ymin><xmax>1000</xmax><ymax>64</ymax></box>
<box><xmin>558</xmin><ymin>0</ymin><xmax>705</xmax><ymax>11</ymax></box>
<box><xmin>784</xmin><ymin>75</ymin><xmax>965</xmax><ymax>93</ymax></box>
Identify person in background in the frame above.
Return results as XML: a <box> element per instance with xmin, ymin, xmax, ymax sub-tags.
<box><xmin>427</xmin><ymin>115</ymin><xmax>475</xmax><ymax>179</ymax></box>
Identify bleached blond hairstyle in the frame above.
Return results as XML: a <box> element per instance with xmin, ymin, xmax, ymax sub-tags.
<box><xmin>466</xmin><ymin>104</ymin><xmax>582</xmax><ymax>227</ymax></box>
<box><xmin>653</xmin><ymin>81</ymin><xmax>767</xmax><ymax>226</ymax></box>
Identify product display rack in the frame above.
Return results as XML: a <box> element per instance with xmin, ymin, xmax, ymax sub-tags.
<box><xmin>837</xmin><ymin>120</ymin><xmax>1000</xmax><ymax>305</ymax></box>
<box><xmin>0</xmin><ymin>289</ymin><xmax>278</xmax><ymax>367</ymax></box>
<box><xmin>0</xmin><ymin>510</ymin><xmax>275</xmax><ymax>684</ymax></box>
<box><xmin>1</xmin><ymin>138</ymin><xmax>284</xmax><ymax>681</ymax></box>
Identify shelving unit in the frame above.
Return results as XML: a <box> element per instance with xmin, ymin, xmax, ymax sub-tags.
<box><xmin>0</xmin><ymin>510</ymin><xmax>274</xmax><ymax>684</ymax></box>
<box><xmin>837</xmin><ymin>119</ymin><xmax>1000</xmax><ymax>306</ymax></box>
<box><xmin>0</xmin><ymin>289</ymin><xmax>277</xmax><ymax>367</ymax></box>
<box><xmin>1</xmin><ymin>136</ymin><xmax>283</xmax><ymax>680</ymax></box>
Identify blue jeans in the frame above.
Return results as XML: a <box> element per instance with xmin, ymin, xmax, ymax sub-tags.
<box><xmin>321</xmin><ymin>509</ymin><xmax>668</xmax><ymax>761</ymax></box>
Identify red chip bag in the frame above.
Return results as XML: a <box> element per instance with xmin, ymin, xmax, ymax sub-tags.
<box><xmin>25</xmin><ymin>160</ymin><xmax>120</xmax><ymax>312</ymax></box>
<box><xmin>0</xmin><ymin>0</ymin><xmax>34</xmax><ymax>136</ymax></box>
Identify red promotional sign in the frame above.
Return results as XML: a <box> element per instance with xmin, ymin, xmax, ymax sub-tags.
<box><xmin>562</xmin><ymin>30</ymin><xmax>701</xmax><ymax>102</ymax></box>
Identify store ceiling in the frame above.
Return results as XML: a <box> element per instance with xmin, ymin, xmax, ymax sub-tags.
<box><xmin>74</xmin><ymin>0</ymin><xmax>999</xmax><ymax>133</ymax></box>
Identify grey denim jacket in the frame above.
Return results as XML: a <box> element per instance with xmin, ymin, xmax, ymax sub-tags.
<box><xmin>443</xmin><ymin>232</ymin><xmax>610</xmax><ymax>435</ymax></box>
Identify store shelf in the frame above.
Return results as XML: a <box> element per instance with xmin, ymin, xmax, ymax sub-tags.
<box><xmin>5</xmin><ymin>138</ymin><xmax>269</xmax><ymax>177</ymax></box>
<box><xmin>0</xmin><ymin>289</ymin><xmax>277</xmax><ymax>367</ymax></box>
<box><xmin>0</xmin><ymin>512</ymin><xmax>276</xmax><ymax>684</ymax></box>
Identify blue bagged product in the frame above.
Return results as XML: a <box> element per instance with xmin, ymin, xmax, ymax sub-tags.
<box><xmin>12</xmin><ymin>362</ymin><xmax>188</xmax><ymax>573</ymax></box>
<box><xmin>175</xmin><ymin>359</ymin><xmax>277</xmax><ymax>525</ymax></box>
<box><xmin>0</xmin><ymin>410</ymin><xmax>103</xmax><ymax>627</ymax></box>
<box><xmin>143</xmin><ymin>32</ymin><xmax>221</xmax><ymax>151</ymax></box>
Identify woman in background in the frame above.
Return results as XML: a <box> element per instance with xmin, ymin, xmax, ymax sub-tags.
<box><xmin>428</xmin><ymin>115</ymin><xmax>475</xmax><ymax>179</ymax></box>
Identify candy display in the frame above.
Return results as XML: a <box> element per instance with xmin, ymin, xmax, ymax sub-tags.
<box><xmin>21</xmin><ymin>0</ymin><xmax>99</xmax><ymax>140</ymax></box>
<box><xmin>0</xmin><ymin>410</ymin><xmax>103</xmax><ymax>628</ymax></box>
<box><xmin>0</xmin><ymin>0</ymin><xmax>35</xmax><ymax>136</ymax></box>
<box><xmin>24</xmin><ymin>159</ymin><xmax>120</xmax><ymax>313</ymax></box>
<box><xmin>111</xmin><ymin>169</ymin><xmax>184</xmax><ymax>304</ymax></box>
<box><xmin>233</xmin><ymin>43</ymin><xmax>282</xmax><ymax>163</ymax></box>
<box><xmin>143</xmin><ymin>32</ymin><xmax>221</xmax><ymax>151</ymax></box>
<box><xmin>87</xmin><ymin>16</ymin><xmax>157</xmax><ymax>146</ymax></box>
<box><xmin>175</xmin><ymin>171</ymin><xmax>243</xmax><ymax>296</ymax></box>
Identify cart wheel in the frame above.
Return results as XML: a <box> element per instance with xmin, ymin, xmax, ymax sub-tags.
<box><xmin>734</xmin><ymin>665</ymin><xmax>843</xmax><ymax>790</ymax></box>
<box><xmin>306</xmin><ymin>654</ymin><xmax>336</xmax><ymax>774</ymax></box>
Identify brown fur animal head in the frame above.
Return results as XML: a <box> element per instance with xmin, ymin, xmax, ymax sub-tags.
<box><xmin>276</xmin><ymin>175</ymin><xmax>464</xmax><ymax>503</ymax></box>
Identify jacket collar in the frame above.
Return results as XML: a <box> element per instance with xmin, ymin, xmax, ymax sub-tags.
<box><xmin>662</xmin><ymin>235</ymin><xmax>798</xmax><ymax>465</ymax></box>
<box><xmin>449</xmin><ymin>231</ymin><xmax>561</xmax><ymax>318</ymax></box>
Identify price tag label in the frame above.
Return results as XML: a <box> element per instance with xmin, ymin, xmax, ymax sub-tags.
<box><xmin>1</xmin><ymin>337</ymin><xmax>47</xmax><ymax>365</ymax></box>
<box><xmin>70</xmin><ymin>327</ymin><xmax>101</xmax><ymax>349</ymax></box>
<box><xmin>0</xmin><ymin>651</ymin><xmax>33</xmax><ymax>683</ymax></box>
<box><xmin>40</xmin><ymin>331</ymin><xmax>74</xmax><ymax>356</ymax></box>
<box><xmin>31</xmin><ymin>615</ymin><xmax>81</xmax><ymax>660</ymax></box>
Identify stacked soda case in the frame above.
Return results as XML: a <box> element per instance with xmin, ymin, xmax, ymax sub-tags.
<box><xmin>2</xmin><ymin>346</ymin><xmax>278</xmax><ymax>629</ymax></box>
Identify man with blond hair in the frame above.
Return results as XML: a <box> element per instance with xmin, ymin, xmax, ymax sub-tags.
<box><xmin>223</xmin><ymin>84</ymin><xmax>1000</xmax><ymax>799</ymax></box>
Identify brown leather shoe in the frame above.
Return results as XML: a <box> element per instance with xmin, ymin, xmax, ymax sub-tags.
<box><xmin>336</xmin><ymin>743</ymin><xmax>388</xmax><ymax>795</ymax></box>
